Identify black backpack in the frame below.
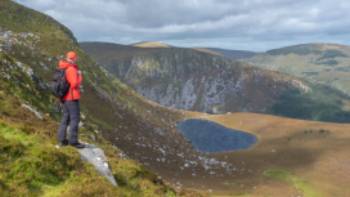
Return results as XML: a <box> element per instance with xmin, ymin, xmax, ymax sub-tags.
<box><xmin>50</xmin><ymin>68</ymin><xmax>70</xmax><ymax>98</ymax></box>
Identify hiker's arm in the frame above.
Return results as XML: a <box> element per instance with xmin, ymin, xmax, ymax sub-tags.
<box><xmin>66</xmin><ymin>68</ymin><xmax>79</xmax><ymax>89</ymax></box>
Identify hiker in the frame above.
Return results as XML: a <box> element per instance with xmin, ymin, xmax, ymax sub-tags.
<box><xmin>56</xmin><ymin>51</ymin><xmax>85</xmax><ymax>148</ymax></box>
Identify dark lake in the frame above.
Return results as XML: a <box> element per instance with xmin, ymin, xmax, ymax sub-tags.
<box><xmin>177</xmin><ymin>119</ymin><xmax>257</xmax><ymax>153</ymax></box>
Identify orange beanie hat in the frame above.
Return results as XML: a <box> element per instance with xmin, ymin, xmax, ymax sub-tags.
<box><xmin>66</xmin><ymin>51</ymin><xmax>77</xmax><ymax>61</ymax></box>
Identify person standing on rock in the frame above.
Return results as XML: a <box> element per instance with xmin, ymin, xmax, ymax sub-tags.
<box><xmin>56</xmin><ymin>51</ymin><xmax>85</xmax><ymax>149</ymax></box>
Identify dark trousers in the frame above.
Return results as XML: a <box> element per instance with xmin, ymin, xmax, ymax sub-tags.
<box><xmin>57</xmin><ymin>100</ymin><xmax>80</xmax><ymax>144</ymax></box>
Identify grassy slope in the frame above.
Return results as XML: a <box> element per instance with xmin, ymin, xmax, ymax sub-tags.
<box><xmin>0</xmin><ymin>94</ymin><xmax>178</xmax><ymax>197</ymax></box>
<box><xmin>270</xmin><ymin>83</ymin><xmax>350</xmax><ymax>123</ymax></box>
<box><xmin>0</xmin><ymin>1</ymin><xmax>199</xmax><ymax>196</ymax></box>
<box><xmin>245</xmin><ymin>43</ymin><xmax>350</xmax><ymax>99</ymax></box>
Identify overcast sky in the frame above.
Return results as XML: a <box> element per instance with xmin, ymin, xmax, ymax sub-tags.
<box><xmin>15</xmin><ymin>0</ymin><xmax>350</xmax><ymax>51</ymax></box>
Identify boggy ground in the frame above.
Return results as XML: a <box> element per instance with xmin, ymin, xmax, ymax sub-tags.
<box><xmin>174</xmin><ymin>112</ymin><xmax>350</xmax><ymax>197</ymax></box>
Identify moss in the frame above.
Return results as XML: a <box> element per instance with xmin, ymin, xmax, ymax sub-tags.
<box><xmin>0</xmin><ymin>135</ymin><xmax>25</xmax><ymax>162</ymax></box>
<box><xmin>0</xmin><ymin>122</ymin><xmax>158</xmax><ymax>196</ymax></box>
<box><xmin>0</xmin><ymin>123</ymin><xmax>36</xmax><ymax>146</ymax></box>
<box><xmin>0</xmin><ymin>122</ymin><xmax>81</xmax><ymax>195</ymax></box>
<box><xmin>263</xmin><ymin>169</ymin><xmax>321</xmax><ymax>197</ymax></box>
<box><xmin>0</xmin><ymin>117</ymin><xmax>185</xmax><ymax>197</ymax></box>
<box><xmin>42</xmin><ymin>166</ymin><xmax>123</xmax><ymax>197</ymax></box>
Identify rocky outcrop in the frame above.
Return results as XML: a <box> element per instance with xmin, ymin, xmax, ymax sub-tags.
<box><xmin>78</xmin><ymin>144</ymin><xmax>117</xmax><ymax>186</ymax></box>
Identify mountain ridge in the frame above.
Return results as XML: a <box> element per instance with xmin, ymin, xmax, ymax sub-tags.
<box><xmin>132</xmin><ymin>41</ymin><xmax>172</xmax><ymax>48</ymax></box>
<box><xmin>81</xmin><ymin>41</ymin><xmax>350</xmax><ymax>122</ymax></box>
<box><xmin>195</xmin><ymin>47</ymin><xmax>258</xmax><ymax>59</ymax></box>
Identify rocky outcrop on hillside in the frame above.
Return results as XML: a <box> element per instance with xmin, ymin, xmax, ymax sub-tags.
<box><xmin>78</xmin><ymin>144</ymin><xmax>117</xmax><ymax>186</ymax></box>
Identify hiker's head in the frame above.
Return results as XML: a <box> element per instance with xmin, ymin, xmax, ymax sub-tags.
<box><xmin>66</xmin><ymin>51</ymin><xmax>78</xmax><ymax>63</ymax></box>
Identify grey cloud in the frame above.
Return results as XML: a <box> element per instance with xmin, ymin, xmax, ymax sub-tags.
<box><xmin>15</xmin><ymin>0</ymin><xmax>350</xmax><ymax>51</ymax></box>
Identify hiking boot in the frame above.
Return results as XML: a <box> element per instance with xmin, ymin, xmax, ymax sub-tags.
<box><xmin>55</xmin><ymin>139</ymin><xmax>68</xmax><ymax>149</ymax></box>
<box><xmin>69</xmin><ymin>142</ymin><xmax>85</xmax><ymax>149</ymax></box>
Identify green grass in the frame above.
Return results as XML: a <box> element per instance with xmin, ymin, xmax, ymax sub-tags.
<box><xmin>0</xmin><ymin>121</ymin><xmax>80</xmax><ymax>196</ymax></box>
<box><xmin>0</xmin><ymin>119</ymin><xmax>179</xmax><ymax>197</ymax></box>
<box><xmin>263</xmin><ymin>169</ymin><xmax>320</xmax><ymax>197</ymax></box>
<box><xmin>270</xmin><ymin>85</ymin><xmax>350</xmax><ymax>123</ymax></box>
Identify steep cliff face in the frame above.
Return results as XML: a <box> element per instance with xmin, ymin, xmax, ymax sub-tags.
<box><xmin>123</xmin><ymin>50</ymin><xmax>312</xmax><ymax>114</ymax></box>
<box><xmin>81</xmin><ymin>42</ymin><xmax>350</xmax><ymax>122</ymax></box>
<box><xmin>81</xmin><ymin>43</ymin><xmax>306</xmax><ymax>113</ymax></box>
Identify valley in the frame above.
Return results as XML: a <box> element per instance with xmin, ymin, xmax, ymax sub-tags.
<box><xmin>1</xmin><ymin>1</ymin><xmax>350</xmax><ymax>196</ymax></box>
<box><xmin>176</xmin><ymin>111</ymin><xmax>350</xmax><ymax>196</ymax></box>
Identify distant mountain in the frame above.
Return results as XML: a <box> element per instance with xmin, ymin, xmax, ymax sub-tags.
<box><xmin>195</xmin><ymin>47</ymin><xmax>258</xmax><ymax>59</ymax></box>
<box><xmin>266</xmin><ymin>43</ymin><xmax>349</xmax><ymax>56</ymax></box>
<box><xmin>132</xmin><ymin>41</ymin><xmax>172</xmax><ymax>48</ymax></box>
<box><xmin>243</xmin><ymin>43</ymin><xmax>350</xmax><ymax>98</ymax></box>
<box><xmin>81</xmin><ymin>42</ymin><xmax>350</xmax><ymax>122</ymax></box>
<box><xmin>131</xmin><ymin>41</ymin><xmax>257</xmax><ymax>59</ymax></box>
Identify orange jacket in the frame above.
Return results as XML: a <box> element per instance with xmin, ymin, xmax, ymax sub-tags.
<box><xmin>58</xmin><ymin>60</ymin><xmax>83</xmax><ymax>101</ymax></box>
